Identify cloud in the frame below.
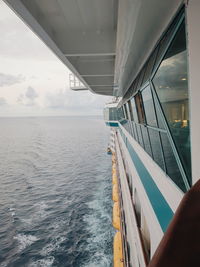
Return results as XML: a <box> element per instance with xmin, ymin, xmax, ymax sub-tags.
<box><xmin>0</xmin><ymin>73</ymin><xmax>25</xmax><ymax>87</ymax></box>
<box><xmin>45</xmin><ymin>88</ymin><xmax>110</xmax><ymax>113</ymax></box>
<box><xmin>17</xmin><ymin>86</ymin><xmax>39</xmax><ymax>106</ymax></box>
<box><xmin>0</xmin><ymin>97</ymin><xmax>7</xmax><ymax>106</ymax></box>
<box><xmin>154</xmin><ymin>51</ymin><xmax>187</xmax><ymax>90</ymax></box>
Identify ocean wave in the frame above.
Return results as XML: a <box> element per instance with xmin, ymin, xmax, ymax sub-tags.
<box><xmin>40</xmin><ymin>236</ymin><xmax>66</xmax><ymax>256</ymax></box>
<box><xmin>28</xmin><ymin>256</ymin><xmax>54</xmax><ymax>267</ymax></box>
<box><xmin>13</xmin><ymin>233</ymin><xmax>39</xmax><ymax>251</ymax></box>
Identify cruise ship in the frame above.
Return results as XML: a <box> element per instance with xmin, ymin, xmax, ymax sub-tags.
<box><xmin>3</xmin><ymin>0</ymin><xmax>200</xmax><ymax>266</ymax></box>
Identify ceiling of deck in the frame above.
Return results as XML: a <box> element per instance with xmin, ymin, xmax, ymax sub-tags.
<box><xmin>4</xmin><ymin>0</ymin><xmax>184</xmax><ymax>97</ymax></box>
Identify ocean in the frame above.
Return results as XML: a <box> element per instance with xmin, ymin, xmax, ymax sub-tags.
<box><xmin>0</xmin><ymin>116</ymin><xmax>114</xmax><ymax>267</ymax></box>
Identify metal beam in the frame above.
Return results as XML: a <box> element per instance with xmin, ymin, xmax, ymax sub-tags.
<box><xmin>65</xmin><ymin>53</ymin><xmax>116</xmax><ymax>57</ymax></box>
<box><xmin>81</xmin><ymin>74</ymin><xmax>114</xmax><ymax>77</ymax></box>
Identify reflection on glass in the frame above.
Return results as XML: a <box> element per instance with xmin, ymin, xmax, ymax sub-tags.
<box><xmin>130</xmin><ymin>98</ymin><xmax>138</xmax><ymax>123</ymax></box>
<box><xmin>117</xmin><ymin>107</ymin><xmax>124</xmax><ymax>120</ymax></box>
<box><xmin>136</xmin><ymin>124</ymin><xmax>144</xmax><ymax>147</ymax></box>
<box><xmin>108</xmin><ymin>108</ymin><xmax>118</xmax><ymax>121</ymax></box>
<box><xmin>142</xmin><ymin>85</ymin><xmax>157</xmax><ymax>127</ymax></box>
<box><xmin>154</xmin><ymin>98</ymin><xmax>165</xmax><ymax>129</ymax></box>
<box><xmin>135</xmin><ymin>94</ymin><xmax>145</xmax><ymax>124</ymax></box>
<box><xmin>160</xmin><ymin>133</ymin><xmax>186</xmax><ymax>192</ymax></box>
<box><xmin>148</xmin><ymin>129</ymin><xmax>165</xmax><ymax>171</ymax></box>
<box><xmin>141</xmin><ymin>126</ymin><xmax>152</xmax><ymax>157</ymax></box>
<box><xmin>123</xmin><ymin>104</ymin><xmax>129</xmax><ymax>120</ymax></box>
<box><xmin>132</xmin><ymin>123</ymin><xmax>138</xmax><ymax>142</ymax></box>
<box><xmin>153</xmin><ymin>21</ymin><xmax>191</xmax><ymax>184</ymax></box>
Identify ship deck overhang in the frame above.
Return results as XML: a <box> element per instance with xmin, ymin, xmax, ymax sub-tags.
<box><xmin>3</xmin><ymin>0</ymin><xmax>184</xmax><ymax>97</ymax></box>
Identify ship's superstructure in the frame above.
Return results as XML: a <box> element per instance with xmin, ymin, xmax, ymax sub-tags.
<box><xmin>3</xmin><ymin>0</ymin><xmax>200</xmax><ymax>266</ymax></box>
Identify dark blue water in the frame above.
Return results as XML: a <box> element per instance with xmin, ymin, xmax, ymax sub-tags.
<box><xmin>0</xmin><ymin>116</ymin><xmax>113</xmax><ymax>267</ymax></box>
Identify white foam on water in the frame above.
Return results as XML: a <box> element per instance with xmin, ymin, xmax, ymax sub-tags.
<box><xmin>28</xmin><ymin>201</ymin><xmax>49</xmax><ymax>221</ymax></box>
<box><xmin>9</xmin><ymin>207</ymin><xmax>15</xmax><ymax>211</ymax></box>
<box><xmin>28</xmin><ymin>256</ymin><xmax>55</xmax><ymax>267</ymax></box>
<box><xmin>40</xmin><ymin>236</ymin><xmax>65</xmax><ymax>256</ymax></box>
<box><xmin>82</xmin><ymin>178</ymin><xmax>113</xmax><ymax>267</ymax></box>
<box><xmin>13</xmin><ymin>234</ymin><xmax>39</xmax><ymax>251</ymax></box>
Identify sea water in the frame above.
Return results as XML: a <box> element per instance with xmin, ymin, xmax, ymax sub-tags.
<box><xmin>0</xmin><ymin>116</ymin><xmax>114</xmax><ymax>267</ymax></box>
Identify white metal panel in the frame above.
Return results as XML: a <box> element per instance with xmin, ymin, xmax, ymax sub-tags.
<box><xmin>186</xmin><ymin>0</ymin><xmax>200</xmax><ymax>185</ymax></box>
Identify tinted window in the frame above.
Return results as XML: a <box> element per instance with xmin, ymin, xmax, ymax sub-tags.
<box><xmin>153</xmin><ymin>95</ymin><xmax>165</xmax><ymax>129</ymax></box>
<box><xmin>148</xmin><ymin>129</ymin><xmax>165</xmax><ymax>171</ymax></box>
<box><xmin>160</xmin><ymin>132</ymin><xmax>187</xmax><ymax>192</ymax></box>
<box><xmin>135</xmin><ymin>94</ymin><xmax>145</xmax><ymax>124</ymax></box>
<box><xmin>136</xmin><ymin>124</ymin><xmax>144</xmax><ymax>147</ymax></box>
<box><xmin>142</xmin><ymin>85</ymin><xmax>157</xmax><ymax>127</ymax></box>
<box><xmin>141</xmin><ymin>126</ymin><xmax>152</xmax><ymax>157</ymax></box>
<box><xmin>124</xmin><ymin>104</ymin><xmax>128</xmax><ymax>120</ymax></box>
<box><xmin>130</xmin><ymin>98</ymin><xmax>138</xmax><ymax>123</ymax></box>
<box><xmin>127</xmin><ymin>101</ymin><xmax>133</xmax><ymax>121</ymax></box>
<box><xmin>153</xmin><ymin>21</ymin><xmax>191</xmax><ymax>184</ymax></box>
<box><xmin>132</xmin><ymin>122</ymin><xmax>138</xmax><ymax>142</ymax></box>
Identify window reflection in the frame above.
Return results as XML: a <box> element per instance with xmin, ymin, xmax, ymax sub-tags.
<box><xmin>153</xmin><ymin>21</ymin><xmax>191</xmax><ymax>184</ymax></box>
<box><xmin>142</xmin><ymin>85</ymin><xmax>157</xmax><ymax>127</ymax></box>
<box><xmin>160</xmin><ymin>132</ymin><xmax>186</xmax><ymax>192</ymax></box>
<box><xmin>130</xmin><ymin>97</ymin><xmax>139</xmax><ymax>123</ymax></box>
<box><xmin>135</xmin><ymin>94</ymin><xmax>145</xmax><ymax>124</ymax></box>
<box><xmin>148</xmin><ymin>129</ymin><xmax>165</xmax><ymax>171</ymax></box>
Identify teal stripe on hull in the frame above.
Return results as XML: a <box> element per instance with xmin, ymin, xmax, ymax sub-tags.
<box><xmin>120</xmin><ymin>130</ymin><xmax>174</xmax><ymax>232</ymax></box>
<box><xmin>106</xmin><ymin>122</ymin><xmax>118</xmax><ymax>127</ymax></box>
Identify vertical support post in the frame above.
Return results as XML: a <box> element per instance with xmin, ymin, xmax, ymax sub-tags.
<box><xmin>186</xmin><ymin>0</ymin><xmax>200</xmax><ymax>184</ymax></box>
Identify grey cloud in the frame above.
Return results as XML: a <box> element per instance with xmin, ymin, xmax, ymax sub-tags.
<box><xmin>17</xmin><ymin>86</ymin><xmax>38</xmax><ymax>106</ymax></box>
<box><xmin>25</xmin><ymin>86</ymin><xmax>38</xmax><ymax>100</ymax></box>
<box><xmin>45</xmin><ymin>88</ymin><xmax>110</xmax><ymax>112</ymax></box>
<box><xmin>0</xmin><ymin>97</ymin><xmax>7</xmax><ymax>106</ymax></box>
<box><xmin>0</xmin><ymin>73</ymin><xmax>25</xmax><ymax>87</ymax></box>
<box><xmin>154</xmin><ymin>51</ymin><xmax>187</xmax><ymax>89</ymax></box>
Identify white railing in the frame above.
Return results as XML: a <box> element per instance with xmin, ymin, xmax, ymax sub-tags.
<box><xmin>69</xmin><ymin>73</ymin><xmax>87</xmax><ymax>91</ymax></box>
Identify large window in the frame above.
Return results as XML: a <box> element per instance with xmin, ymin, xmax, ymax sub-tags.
<box><xmin>135</xmin><ymin>94</ymin><xmax>145</xmax><ymax>124</ymax></box>
<box><xmin>142</xmin><ymin>85</ymin><xmax>157</xmax><ymax>127</ymax></box>
<box><xmin>130</xmin><ymin>97</ymin><xmax>139</xmax><ymax>123</ymax></box>
<box><xmin>153</xmin><ymin>20</ymin><xmax>191</xmax><ymax>183</ymax></box>
<box><xmin>118</xmin><ymin>11</ymin><xmax>191</xmax><ymax>192</ymax></box>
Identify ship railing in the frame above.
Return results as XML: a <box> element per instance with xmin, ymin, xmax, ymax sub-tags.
<box><xmin>115</xmin><ymin>131</ymin><xmax>148</xmax><ymax>266</ymax></box>
<box><xmin>69</xmin><ymin>73</ymin><xmax>88</xmax><ymax>91</ymax></box>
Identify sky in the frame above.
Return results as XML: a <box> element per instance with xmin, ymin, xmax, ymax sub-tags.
<box><xmin>0</xmin><ymin>0</ymin><xmax>111</xmax><ymax>117</ymax></box>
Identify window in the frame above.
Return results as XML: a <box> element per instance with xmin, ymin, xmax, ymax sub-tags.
<box><xmin>136</xmin><ymin>124</ymin><xmax>144</xmax><ymax>147</ymax></box>
<box><xmin>117</xmin><ymin>107</ymin><xmax>124</xmax><ymax>120</ymax></box>
<box><xmin>109</xmin><ymin>108</ymin><xmax>118</xmax><ymax>121</ymax></box>
<box><xmin>135</xmin><ymin>93</ymin><xmax>145</xmax><ymax>124</ymax></box>
<box><xmin>128</xmin><ymin>101</ymin><xmax>134</xmax><ymax>121</ymax></box>
<box><xmin>130</xmin><ymin>97</ymin><xmax>138</xmax><ymax>123</ymax></box>
<box><xmin>126</xmin><ymin>102</ymin><xmax>131</xmax><ymax>120</ymax></box>
<box><xmin>141</xmin><ymin>126</ymin><xmax>152</xmax><ymax>157</ymax></box>
<box><xmin>142</xmin><ymin>85</ymin><xmax>157</xmax><ymax>127</ymax></box>
<box><xmin>160</xmin><ymin>132</ymin><xmax>187</xmax><ymax>192</ymax></box>
<box><xmin>153</xmin><ymin>21</ymin><xmax>191</xmax><ymax>184</ymax></box>
<box><xmin>123</xmin><ymin>104</ymin><xmax>128</xmax><ymax>120</ymax></box>
<box><xmin>148</xmin><ymin>129</ymin><xmax>165</xmax><ymax>171</ymax></box>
